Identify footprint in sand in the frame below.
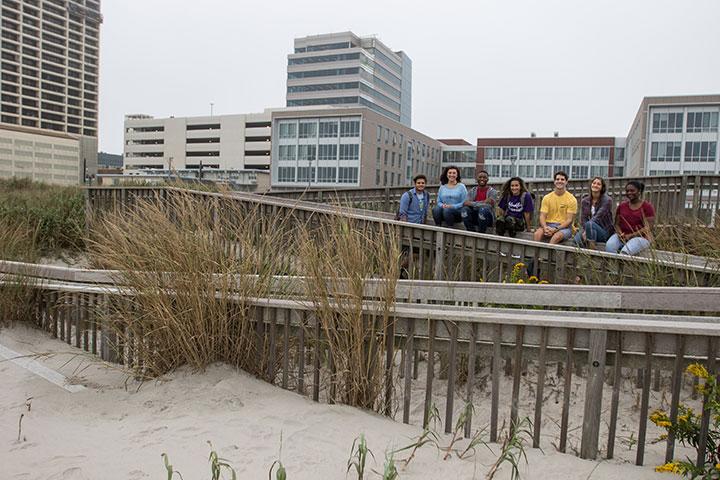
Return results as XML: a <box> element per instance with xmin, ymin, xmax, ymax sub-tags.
<box><xmin>46</xmin><ymin>467</ymin><xmax>89</xmax><ymax>480</ymax></box>
<box><xmin>127</xmin><ymin>470</ymin><xmax>149</xmax><ymax>479</ymax></box>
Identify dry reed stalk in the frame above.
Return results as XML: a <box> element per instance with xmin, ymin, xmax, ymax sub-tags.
<box><xmin>86</xmin><ymin>190</ymin><xmax>296</xmax><ymax>379</ymax></box>
<box><xmin>297</xmin><ymin>213</ymin><xmax>400</xmax><ymax>411</ymax></box>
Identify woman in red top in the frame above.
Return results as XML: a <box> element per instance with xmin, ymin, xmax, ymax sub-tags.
<box><xmin>605</xmin><ymin>180</ymin><xmax>655</xmax><ymax>255</ymax></box>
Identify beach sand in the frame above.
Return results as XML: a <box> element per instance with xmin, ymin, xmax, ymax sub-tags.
<box><xmin>0</xmin><ymin>324</ymin><xmax>674</xmax><ymax>479</ymax></box>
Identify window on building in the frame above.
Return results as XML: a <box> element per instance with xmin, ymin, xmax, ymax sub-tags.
<box><xmin>317</xmin><ymin>166</ymin><xmax>337</xmax><ymax>183</ymax></box>
<box><xmin>340</xmin><ymin>119</ymin><xmax>360</xmax><ymax>137</ymax></box>
<box><xmin>687</xmin><ymin>112</ymin><xmax>719</xmax><ymax>133</ymax></box>
<box><xmin>652</xmin><ymin>112</ymin><xmax>683</xmax><ymax>133</ymax></box>
<box><xmin>615</xmin><ymin>147</ymin><xmax>625</xmax><ymax>163</ymax></box>
<box><xmin>501</xmin><ymin>164</ymin><xmax>516</xmax><ymax>178</ymax></box>
<box><xmin>518</xmin><ymin>165</ymin><xmax>534</xmax><ymax>178</ymax></box>
<box><xmin>298</xmin><ymin>121</ymin><xmax>317</xmax><ymax>139</ymax></box>
<box><xmin>278</xmin><ymin>122</ymin><xmax>296</xmax><ymax>139</ymax></box>
<box><xmin>572</xmin><ymin>165</ymin><xmax>589</xmax><ymax>179</ymax></box>
<box><xmin>338</xmin><ymin>166</ymin><xmax>358</xmax><ymax>183</ymax></box>
<box><xmin>278</xmin><ymin>145</ymin><xmax>296</xmax><ymax>161</ymax></box>
<box><xmin>573</xmin><ymin>147</ymin><xmax>589</xmax><ymax>161</ymax></box>
<box><xmin>555</xmin><ymin>165</ymin><xmax>570</xmax><ymax>176</ymax></box>
<box><xmin>376</xmin><ymin>147</ymin><xmax>381</xmax><ymax>166</ymax></box>
<box><xmin>384</xmin><ymin>150</ymin><xmax>388</xmax><ymax>165</ymax></box>
<box><xmin>614</xmin><ymin>166</ymin><xmax>624</xmax><ymax>177</ymax></box>
<box><xmin>518</xmin><ymin>147</ymin><xmax>535</xmax><ymax>161</ymax></box>
<box><xmin>591</xmin><ymin>166</ymin><xmax>609</xmax><ymax>177</ymax></box>
<box><xmin>298</xmin><ymin>145</ymin><xmax>316</xmax><ymax>160</ymax></box>
<box><xmin>391</xmin><ymin>151</ymin><xmax>395</xmax><ymax>167</ymax></box>
<box><xmin>650</xmin><ymin>142</ymin><xmax>681</xmax><ymax>162</ymax></box>
<box><xmin>684</xmin><ymin>141</ymin><xmax>717</xmax><ymax>162</ymax></box>
<box><xmin>376</xmin><ymin>169</ymin><xmax>380</xmax><ymax>185</ymax></box>
<box><xmin>535</xmin><ymin>165</ymin><xmax>552</xmax><ymax>179</ymax></box>
<box><xmin>297</xmin><ymin>166</ymin><xmax>316</xmax><ymax>183</ymax></box>
<box><xmin>536</xmin><ymin>147</ymin><xmax>552</xmax><ymax>161</ymax></box>
<box><xmin>554</xmin><ymin>147</ymin><xmax>571</xmax><ymax>162</ymax></box>
<box><xmin>319</xmin><ymin>120</ymin><xmax>338</xmax><ymax>138</ymax></box>
<box><xmin>339</xmin><ymin>144</ymin><xmax>359</xmax><ymax>160</ymax></box>
<box><xmin>591</xmin><ymin>147</ymin><xmax>610</xmax><ymax>161</ymax></box>
<box><xmin>485</xmin><ymin>164</ymin><xmax>500</xmax><ymax>177</ymax></box>
<box><xmin>383</xmin><ymin>171</ymin><xmax>388</xmax><ymax>185</ymax></box>
<box><xmin>277</xmin><ymin>166</ymin><xmax>295</xmax><ymax>182</ymax></box>
<box><xmin>318</xmin><ymin>144</ymin><xmax>337</xmax><ymax>161</ymax></box>
<box><xmin>376</xmin><ymin>125</ymin><xmax>382</xmax><ymax>142</ymax></box>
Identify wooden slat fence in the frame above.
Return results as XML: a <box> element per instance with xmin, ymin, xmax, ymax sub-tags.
<box><xmin>4</xmin><ymin>268</ymin><xmax>720</xmax><ymax>466</ymax></box>
<box><xmin>85</xmin><ymin>186</ymin><xmax>720</xmax><ymax>287</ymax></box>
<box><xmin>267</xmin><ymin>174</ymin><xmax>720</xmax><ymax>225</ymax></box>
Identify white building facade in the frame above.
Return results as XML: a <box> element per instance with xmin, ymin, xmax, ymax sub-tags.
<box><xmin>123</xmin><ymin>111</ymin><xmax>273</xmax><ymax>172</ymax></box>
<box><xmin>625</xmin><ymin>95</ymin><xmax>720</xmax><ymax>176</ymax></box>
<box><xmin>286</xmin><ymin>32</ymin><xmax>412</xmax><ymax>127</ymax></box>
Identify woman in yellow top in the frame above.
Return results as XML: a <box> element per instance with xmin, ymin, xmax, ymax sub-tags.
<box><xmin>533</xmin><ymin>170</ymin><xmax>577</xmax><ymax>244</ymax></box>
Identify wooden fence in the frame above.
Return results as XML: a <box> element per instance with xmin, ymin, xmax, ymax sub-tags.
<box><xmin>267</xmin><ymin>174</ymin><xmax>720</xmax><ymax>225</ymax></box>
<box><xmin>85</xmin><ymin>186</ymin><xmax>720</xmax><ymax>287</ymax></box>
<box><xmin>3</xmin><ymin>260</ymin><xmax>720</xmax><ymax>466</ymax></box>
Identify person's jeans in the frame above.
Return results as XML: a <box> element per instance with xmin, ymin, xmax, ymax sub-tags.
<box><xmin>573</xmin><ymin>221</ymin><xmax>611</xmax><ymax>247</ymax></box>
<box><xmin>605</xmin><ymin>234</ymin><xmax>651</xmax><ymax>255</ymax></box>
<box><xmin>495</xmin><ymin>215</ymin><xmax>525</xmax><ymax>237</ymax></box>
<box><xmin>432</xmin><ymin>205</ymin><xmax>463</xmax><ymax>227</ymax></box>
<box><xmin>461</xmin><ymin>205</ymin><xmax>493</xmax><ymax>233</ymax></box>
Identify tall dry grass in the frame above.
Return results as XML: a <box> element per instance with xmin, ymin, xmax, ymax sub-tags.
<box><xmin>86</xmin><ymin>190</ymin><xmax>297</xmax><ymax>378</ymax></box>
<box><xmin>297</xmin><ymin>214</ymin><xmax>400</xmax><ymax>410</ymax></box>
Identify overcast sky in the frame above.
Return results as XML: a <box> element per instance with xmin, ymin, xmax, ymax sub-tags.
<box><xmin>99</xmin><ymin>0</ymin><xmax>720</xmax><ymax>153</ymax></box>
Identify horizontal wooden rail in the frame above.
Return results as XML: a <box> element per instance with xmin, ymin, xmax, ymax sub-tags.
<box><xmin>267</xmin><ymin>174</ymin><xmax>720</xmax><ymax>226</ymax></box>
<box><xmin>4</xmin><ymin>274</ymin><xmax>720</xmax><ymax>465</ymax></box>
<box><xmin>85</xmin><ymin>186</ymin><xmax>720</xmax><ymax>287</ymax></box>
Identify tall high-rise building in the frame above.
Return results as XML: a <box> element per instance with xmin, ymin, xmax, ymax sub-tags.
<box><xmin>0</xmin><ymin>0</ymin><xmax>101</xmax><ymax>185</ymax></box>
<box><xmin>286</xmin><ymin>32</ymin><xmax>412</xmax><ymax>127</ymax></box>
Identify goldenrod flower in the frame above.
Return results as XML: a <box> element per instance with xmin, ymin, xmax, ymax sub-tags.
<box><xmin>657</xmin><ymin>420</ymin><xmax>672</xmax><ymax>428</ymax></box>
<box><xmin>686</xmin><ymin>363</ymin><xmax>710</xmax><ymax>379</ymax></box>
<box><xmin>528</xmin><ymin>275</ymin><xmax>538</xmax><ymax>283</ymax></box>
<box><xmin>655</xmin><ymin>462</ymin><xmax>685</xmax><ymax>474</ymax></box>
<box><xmin>513</xmin><ymin>262</ymin><xmax>525</xmax><ymax>269</ymax></box>
<box><xmin>517</xmin><ymin>279</ymin><xmax>525</xmax><ymax>284</ymax></box>
<box><xmin>650</xmin><ymin>409</ymin><xmax>669</xmax><ymax>426</ymax></box>
<box><xmin>538</xmin><ymin>280</ymin><xmax>549</xmax><ymax>284</ymax></box>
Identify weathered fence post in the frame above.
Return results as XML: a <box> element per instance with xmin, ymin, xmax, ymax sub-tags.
<box><xmin>581</xmin><ymin>329</ymin><xmax>607</xmax><ymax>459</ymax></box>
<box><xmin>434</xmin><ymin>230</ymin><xmax>445</xmax><ymax>281</ymax></box>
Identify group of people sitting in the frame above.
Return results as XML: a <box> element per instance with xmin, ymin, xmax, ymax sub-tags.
<box><xmin>397</xmin><ymin>166</ymin><xmax>655</xmax><ymax>256</ymax></box>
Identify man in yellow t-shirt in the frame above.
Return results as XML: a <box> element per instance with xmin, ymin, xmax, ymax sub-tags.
<box><xmin>533</xmin><ymin>171</ymin><xmax>577</xmax><ymax>244</ymax></box>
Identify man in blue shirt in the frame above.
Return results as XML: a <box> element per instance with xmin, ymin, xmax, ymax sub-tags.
<box><xmin>398</xmin><ymin>174</ymin><xmax>430</xmax><ymax>224</ymax></box>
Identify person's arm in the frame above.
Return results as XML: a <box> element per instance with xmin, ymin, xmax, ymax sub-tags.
<box><xmin>463</xmin><ymin>186</ymin><xmax>474</xmax><ymax>207</ymax></box>
<box><xmin>398</xmin><ymin>192</ymin><xmax>410</xmax><ymax>221</ymax></box>
<box><xmin>539</xmin><ymin>212</ymin><xmax>547</xmax><ymax>229</ymax></box>
<box><xmin>578</xmin><ymin>197</ymin><xmax>589</xmax><ymax>228</ymax></box>
<box><xmin>627</xmin><ymin>203</ymin><xmax>655</xmax><ymax>240</ymax></box>
<box><xmin>437</xmin><ymin>186</ymin><xmax>445</xmax><ymax>208</ymax></box>
<box><xmin>613</xmin><ymin>205</ymin><xmax>625</xmax><ymax>240</ymax></box>
<box><xmin>451</xmin><ymin>184</ymin><xmax>467</xmax><ymax>209</ymax></box>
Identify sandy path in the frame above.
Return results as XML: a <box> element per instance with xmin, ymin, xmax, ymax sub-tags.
<box><xmin>0</xmin><ymin>324</ymin><xmax>667</xmax><ymax>479</ymax></box>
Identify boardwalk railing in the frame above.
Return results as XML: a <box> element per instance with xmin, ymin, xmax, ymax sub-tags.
<box><xmin>3</xmin><ymin>260</ymin><xmax>720</xmax><ymax>466</ymax></box>
<box><xmin>267</xmin><ymin>174</ymin><xmax>720</xmax><ymax>225</ymax></box>
<box><xmin>85</xmin><ymin>186</ymin><xmax>720</xmax><ymax>287</ymax></box>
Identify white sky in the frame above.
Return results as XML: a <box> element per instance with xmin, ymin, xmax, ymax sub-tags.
<box><xmin>99</xmin><ymin>0</ymin><xmax>720</xmax><ymax>153</ymax></box>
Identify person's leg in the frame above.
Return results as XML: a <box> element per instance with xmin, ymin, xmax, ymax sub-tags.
<box><xmin>495</xmin><ymin>216</ymin><xmax>507</xmax><ymax>236</ymax></box>
<box><xmin>573</xmin><ymin>229</ymin><xmax>585</xmax><ymax>247</ymax></box>
<box><xmin>476</xmin><ymin>206</ymin><xmax>493</xmax><ymax>233</ymax></box>
<box><xmin>461</xmin><ymin>206</ymin><xmax>477</xmax><ymax>231</ymax></box>
<box><xmin>620</xmin><ymin>237</ymin><xmax>651</xmax><ymax>255</ymax></box>
<box><xmin>585</xmin><ymin>221</ymin><xmax>610</xmax><ymax>243</ymax></box>
<box><xmin>446</xmin><ymin>207</ymin><xmax>463</xmax><ymax>227</ymax></box>
<box><xmin>533</xmin><ymin>227</ymin><xmax>545</xmax><ymax>241</ymax></box>
<box><xmin>432</xmin><ymin>206</ymin><xmax>443</xmax><ymax>226</ymax></box>
<box><xmin>549</xmin><ymin>230</ymin><xmax>566</xmax><ymax>244</ymax></box>
<box><xmin>605</xmin><ymin>234</ymin><xmax>624</xmax><ymax>253</ymax></box>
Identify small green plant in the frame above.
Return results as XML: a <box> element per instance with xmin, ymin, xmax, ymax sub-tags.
<box><xmin>486</xmin><ymin>417</ymin><xmax>531</xmax><ymax>480</ymax></box>
<box><xmin>443</xmin><ymin>403</ymin><xmax>474</xmax><ymax>460</ymax></box>
<box><xmin>269</xmin><ymin>432</ymin><xmax>287</xmax><ymax>480</ymax></box>
<box><xmin>347</xmin><ymin>434</ymin><xmax>374</xmax><ymax>480</ymax></box>
<box><xmin>393</xmin><ymin>404</ymin><xmax>440</xmax><ymax>467</ymax></box>
<box><xmin>458</xmin><ymin>424</ymin><xmax>490</xmax><ymax>460</ymax></box>
<box><xmin>161</xmin><ymin>453</ymin><xmax>184</xmax><ymax>480</ymax></box>
<box><xmin>651</xmin><ymin>363</ymin><xmax>720</xmax><ymax>478</ymax></box>
<box><xmin>207</xmin><ymin>441</ymin><xmax>237</xmax><ymax>480</ymax></box>
<box><xmin>380</xmin><ymin>451</ymin><xmax>399</xmax><ymax>480</ymax></box>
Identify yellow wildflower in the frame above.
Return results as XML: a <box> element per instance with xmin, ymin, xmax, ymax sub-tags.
<box><xmin>686</xmin><ymin>363</ymin><xmax>709</xmax><ymax>379</ymax></box>
<box><xmin>657</xmin><ymin>420</ymin><xmax>672</xmax><ymax>428</ymax></box>
<box><xmin>517</xmin><ymin>279</ymin><xmax>525</xmax><ymax>284</ymax></box>
<box><xmin>528</xmin><ymin>275</ymin><xmax>539</xmax><ymax>283</ymax></box>
<box><xmin>650</xmin><ymin>409</ymin><xmax>669</xmax><ymax>426</ymax></box>
<box><xmin>716</xmin><ymin>463</ymin><xmax>720</xmax><ymax>470</ymax></box>
<box><xmin>513</xmin><ymin>262</ymin><xmax>525</xmax><ymax>269</ymax></box>
<box><xmin>655</xmin><ymin>462</ymin><xmax>685</xmax><ymax>474</ymax></box>
<box><xmin>538</xmin><ymin>280</ymin><xmax>549</xmax><ymax>285</ymax></box>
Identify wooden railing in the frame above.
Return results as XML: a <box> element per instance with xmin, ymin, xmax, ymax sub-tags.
<box><xmin>85</xmin><ymin>186</ymin><xmax>720</xmax><ymax>287</ymax></box>
<box><xmin>266</xmin><ymin>174</ymin><xmax>720</xmax><ymax>225</ymax></box>
<box><xmin>3</xmin><ymin>260</ymin><xmax>720</xmax><ymax>466</ymax></box>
